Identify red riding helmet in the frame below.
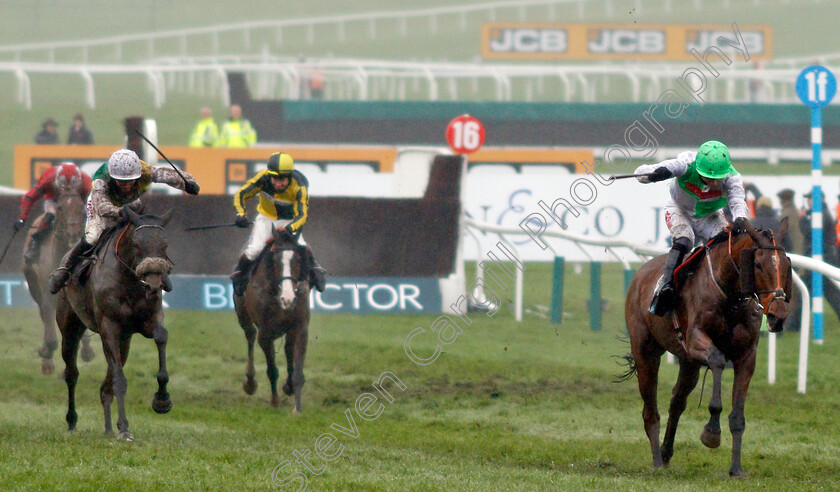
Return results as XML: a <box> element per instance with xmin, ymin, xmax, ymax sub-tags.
<box><xmin>54</xmin><ymin>162</ymin><xmax>83</xmax><ymax>188</ymax></box>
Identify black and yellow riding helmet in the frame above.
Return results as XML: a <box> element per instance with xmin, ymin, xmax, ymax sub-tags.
<box><xmin>266</xmin><ymin>152</ymin><xmax>294</xmax><ymax>177</ymax></box>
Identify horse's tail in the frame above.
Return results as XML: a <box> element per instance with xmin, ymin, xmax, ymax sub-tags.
<box><xmin>612</xmin><ymin>353</ymin><xmax>637</xmax><ymax>383</ymax></box>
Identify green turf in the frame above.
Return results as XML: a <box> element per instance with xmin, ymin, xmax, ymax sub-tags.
<box><xmin>1</xmin><ymin>262</ymin><xmax>839</xmax><ymax>490</ymax></box>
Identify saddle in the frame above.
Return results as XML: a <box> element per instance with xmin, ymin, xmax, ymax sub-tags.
<box><xmin>672</xmin><ymin>234</ymin><xmax>725</xmax><ymax>293</ymax></box>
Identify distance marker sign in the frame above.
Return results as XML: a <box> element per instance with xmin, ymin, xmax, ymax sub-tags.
<box><xmin>446</xmin><ymin>114</ymin><xmax>485</xmax><ymax>154</ymax></box>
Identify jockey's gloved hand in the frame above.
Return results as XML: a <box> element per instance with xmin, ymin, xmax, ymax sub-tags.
<box><xmin>184</xmin><ymin>180</ymin><xmax>200</xmax><ymax>195</ymax></box>
<box><xmin>733</xmin><ymin>217</ymin><xmax>750</xmax><ymax>230</ymax></box>
<box><xmin>13</xmin><ymin>218</ymin><xmax>25</xmax><ymax>232</ymax></box>
<box><xmin>235</xmin><ymin>215</ymin><xmax>249</xmax><ymax>228</ymax></box>
<box><xmin>649</xmin><ymin>167</ymin><xmax>673</xmax><ymax>183</ymax></box>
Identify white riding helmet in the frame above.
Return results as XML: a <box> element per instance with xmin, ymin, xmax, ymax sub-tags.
<box><xmin>108</xmin><ymin>149</ymin><xmax>142</xmax><ymax>180</ymax></box>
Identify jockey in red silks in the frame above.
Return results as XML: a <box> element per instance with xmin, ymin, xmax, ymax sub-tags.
<box><xmin>15</xmin><ymin>162</ymin><xmax>92</xmax><ymax>264</ymax></box>
<box><xmin>634</xmin><ymin>141</ymin><xmax>749</xmax><ymax>317</ymax></box>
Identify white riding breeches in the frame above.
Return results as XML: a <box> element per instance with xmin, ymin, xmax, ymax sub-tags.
<box><xmin>664</xmin><ymin>202</ymin><xmax>728</xmax><ymax>246</ymax></box>
<box><xmin>43</xmin><ymin>199</ymin><xmax>57</xmax><ymax>216</ymax></box>
<box><xmin>242</xmin><ymin>214</ymin><xmax>306</xmax><ymax>260</ymax></box>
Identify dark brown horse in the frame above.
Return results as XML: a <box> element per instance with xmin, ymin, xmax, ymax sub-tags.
<box><xmin>56</xmin><ymin>208</ymin><xmax>175</xmax><ymax>441</ymax></box>
<box><xmin>623</xmin><ymin>218</ymin><xmax>792</xmax><ymax>477</ymax></box>
<box><xmin>235</xmin><ymin>227</ymin><xmax>310</xmax><ymax>413</ymax></box>
<box><xmin>22</xmin><ymin>189</ymin><xmax>95</xmax><ymax>375</ymax></box>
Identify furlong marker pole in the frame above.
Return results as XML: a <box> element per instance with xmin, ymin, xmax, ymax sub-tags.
<box><xmin>811</xmin><ymin>105</ymin><xmax>825</xmax><ymax>344</ymax></box>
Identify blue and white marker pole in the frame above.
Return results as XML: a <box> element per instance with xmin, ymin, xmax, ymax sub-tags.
<box><xmin>796</xmin><ymin>65</ymin><xmax>837</xmax><ymax>344</ymax></box>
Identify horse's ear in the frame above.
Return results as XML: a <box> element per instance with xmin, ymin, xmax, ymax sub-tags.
<box><xmin>122</xmin><ymin>206</ymin><xmax>140</xmax><ymax>225</ymax></box>
<box><xmin>159</xmin><ymin>209</ymin><xmax>175</xmax><ymax>227</ymax></box>
<box><xmin>778</xmin><ymin>216</ymin><xmax>789</xmax><ymax>238</ymax></box>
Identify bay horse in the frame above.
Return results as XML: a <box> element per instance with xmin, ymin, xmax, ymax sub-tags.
<box><xmin>22</xmin><ymin>189</ymin><xmax>95</xmax><ymax>375</ymax></box>
<box><xmin>235</xmin><ymin>227</ymin><xmax>310</xmax><ymax>413</ymax></box>
<box><xmin>56</xmin><ymin>207</ymin><xmax>175</xmax><ymax>441</ymax></box>
<box><xmin>623</xmin><ymin>218</ymin><xmax>792</xmax><ymax>477</ymax></box>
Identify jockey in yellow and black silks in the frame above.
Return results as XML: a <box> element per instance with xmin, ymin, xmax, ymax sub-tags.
<box><xmin>230</xmin><ymin>152</ymin><xmax>326</xmax><ymax>295</ymax></box>
<box><xmin>48</xmin><ymin>149</ymin><xmax>200</xmax><ymax>294</ymax></box>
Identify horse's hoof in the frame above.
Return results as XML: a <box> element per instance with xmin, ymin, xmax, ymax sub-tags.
<box><xmin>282</xmin><ymin>382</ymin><xmax>294</xmax><ymax>396</ymax></box>
<box><xmin>117</xmin><ymin>431</ymin><xmax>134</xmax><ymax>442</ymax></box>
<box><xmin>243</xmin><ymin>378</ymin><xmax>258</xmax><ymax>395</ymax></box>
<box><xmin>293</xmin><ymin>407</ymin><xmax>302</xmax><ymax>415</ymax></box>
<box><xmin>152</xmin><ymin>393</ymin><xmax>172</xmax><ymax>414</ymax></box>
<box><xmin>41</xmin><ymin>359</ymin><xmax>54</xmax><ymax>375</ymax></box>
<box><xmin>730</xmin><ymin>467</ymin><xmax>746</xmax><ymax>478</ymax></box>
<box><xmin>700</xmin><ymin>428</ymin><xmax>721</xmax><ymax>448</ymax></box>
<box><xmin>271</xmin><ymin>395</ymin><xmax>281</xmax><ymax>408</ymax></box>
<box><xmin>81</xmin><ymin>346</ymin><xmax>95</xmax><ymax>362</ymax></box>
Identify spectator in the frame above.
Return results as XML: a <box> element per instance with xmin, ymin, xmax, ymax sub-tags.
<box><xmin>188</xmin><ymin>107</ymin><xmax>219</xmax><ymax>147</ymax></box>
<box><xmin>67</xmin><ymin>113</ymin><xmax>94</xmax><ymax>145</ymax></box>
<box><xmin>35</xmin><ymin>118</ymin><xmax>60</xmax><ymax>144</ymax></box>
<box><xmin>217</xmin><ymin>104</ymin><xmax>257</xmax><ymax>148</ymax></box>
<box><xmin>308</xmin><ymin>65</ymin><xmax>324</xmax><ymax>99</ymax></box>
<box><xmin>777</xmin><ymin>189</ymin><xmax>804</xmax><ymax>254</ymax></box>
<box><xmin>752</xmin><ymin>196</ymin><xmax>792</xmax><ymax>251</ymax></box>
<box><xmin>743</xmin><ymin>181</ymin><xmax>763</xmax><ymax>218</ymax></box>
<box><xmin>795</xmin><ymin>192</ymin><xmax>840</xmax><ymax>328</ymax></box>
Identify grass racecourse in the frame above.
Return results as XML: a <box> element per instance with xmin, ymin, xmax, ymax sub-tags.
<box><xmin>1</xmin><ymin>263</ymin><xmax>840</xmax><ymax>491</ymax></box>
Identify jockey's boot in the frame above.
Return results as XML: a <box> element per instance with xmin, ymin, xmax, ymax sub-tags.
<box><xmin>24</xmin><ymin>213</ymin><xmax>55</xmax><ymax>264</ymax></box>
<box><xmin>649</xmin><ymin>237</ymin><xmax>692</xmax><ymax>316</ymax></box>
<box><xmin>230</xmin><ymin>254</ymin><xmax>254</xmax><ymax>297</ymax></box>
<box><xmin>304</xmin><ymin>245</ymin><xmax>327</xmax><ymax>292</ymax></box>
<box><xmin>48</xmin><ymin>237</ymin><xmax>91</xmax><ymax>294</ymax></box>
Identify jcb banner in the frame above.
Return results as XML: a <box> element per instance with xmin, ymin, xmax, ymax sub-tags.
<box><xmin>481</xmin><ymin>23</ymin><xmax>771</xmax><ymax>60</ymax></box>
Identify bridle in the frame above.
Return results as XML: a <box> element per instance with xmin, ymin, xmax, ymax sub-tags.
<box><xmin>714</xmin><ymin>228</ymin><xmax>788</xmax><ymax>314</ymax></box>
<box><xmin>270</xmin><ymin>240</ymin><xmax>305</xmax><ymax>291</ymax></box>
<box><xmin>114</xmin><ymin>223</ymin><xmax>172</xmax><ymax>281</ymax></box>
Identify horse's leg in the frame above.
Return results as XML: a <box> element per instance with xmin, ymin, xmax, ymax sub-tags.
<box><xmin>151</xmin><ymin>323</ymin><xmax>172</xmax><ymax>414</ymax></box>
<box><xmin>661</xmin><ymin>360</ymin><xmax>701</xmax><ymax>464</ymax></box>
<box><xmin>80</xmin><ymin>331</ymin><xmax>96</xmax><ymax>362</ymax></box>
<box><xmin>100</xmin><ymin>321</ymin><xmax>133</xmax><ymax>441</ymax></box>
<box><xmin>39</xmin><ymin>295</ymin><xmax>59</xmax><ymax>375</ymax></box>
<box><xmin>728</xmin><ymin>348</ymin><xmax>757</xmax><ymax>478</ymax></box>
<box><xmin>632</xmin><ymin>339</ymin><xmax>664</xmax><ymax>468</ymax></box>
<box><xmin>99</xmin><ymin>363</ymin><xmax>115</xmax><ymax>436</ymax></box>
<box><xmin>236</xmin><ymin>299</ymin><xmax>258</xmax><ymax>395</ymax></box>
<box><xmin>58</xmin><ymin>305</ymin><xmax>84</xmax><ymax>432</ymax></box>
<box><xmin>258</xmin><ymin>333</ymin><xmax>281</xmax><ymax>408</ymax></box>
<box><xmin>700</xmin><ymin>347</ymin><xmax>726</xmax><ymax>449</ymax></box>
<box><xmin>284</xmin><ymin>325</ymin><xmax>309</xmax><ymax>414</ymax></box>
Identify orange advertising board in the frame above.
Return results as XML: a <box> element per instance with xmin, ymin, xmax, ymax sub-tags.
<box><xmin>481</xmin><ymin>23</ymin><xmax>772</xmax><ymax>61</ymax></box>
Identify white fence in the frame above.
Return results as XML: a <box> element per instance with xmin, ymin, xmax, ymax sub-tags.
<box><xmin>463</xmin><ymin>216</ymin><xmax>840</xmax><ymax>394</ymax></box>
<box><xmin>4</xmin><ymin>57</ymin><xmax>839</xmax><ymax>109</ymax></box>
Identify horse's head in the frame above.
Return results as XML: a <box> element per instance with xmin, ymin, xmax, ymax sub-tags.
<box><xmin>120</xmin><ymin>207</ymin><xmax>174</xmax><ymax>296</ymax></box>
<box><xmin>55</xmin><ymin>190</ymin><xmax>85</xmax><ymax>249</ymax></box>
<box><xmin>739</xmin><ymin>218</ymin><xmax>792</xmax><ymax>332</ymax></box>
<box><xmin>268</xmin><ymin>226</ymin><xmax>304</xmax><ymax>310</ymax></box>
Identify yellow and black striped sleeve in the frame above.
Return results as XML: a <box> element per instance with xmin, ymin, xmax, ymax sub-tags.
<box><xmin>287</xmin><ymin>182</ymin><xmax>309</xmax><ymax>232</ymax></box>
<box><xmin>233</xmin><ymin>169</ymin><xmax>267</xmax><ymax>216</ymax></box>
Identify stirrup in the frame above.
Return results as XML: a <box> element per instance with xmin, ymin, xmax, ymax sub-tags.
<box><xmin>649</xmin><ymin>276</ymin><xmax>676</xmax><ymax>316</ymax></box>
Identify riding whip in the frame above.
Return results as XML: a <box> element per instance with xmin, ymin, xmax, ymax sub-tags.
<box><xmin>0</xmin><ymin>227</ymin><xmax>20</xmax><ymax>267</ymax></box>
<box><xmin>184</xmin><ymin>222</ymin><xmax>252</xmax><ymax>232</ymax></box>
<box><xmin>134</xmin><ymin>129</ymin><xmax>189</xmax><ymax>185</ymax></box>
<box><xmin>609</xmin><ymin>172</ymin><xmax>655</xmax><ymax>180</ymax></box>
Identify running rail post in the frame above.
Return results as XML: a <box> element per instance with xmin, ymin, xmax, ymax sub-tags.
<box><xmin>551</xmin><ymin>256</ymin><xmax>565</xmax><ymax>324</ymax></box>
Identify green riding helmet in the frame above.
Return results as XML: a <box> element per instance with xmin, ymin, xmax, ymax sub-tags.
<box><xmin>695</xmin><ymin>140</ymin><xmax>732</xmax><ymax>179</ymax></box>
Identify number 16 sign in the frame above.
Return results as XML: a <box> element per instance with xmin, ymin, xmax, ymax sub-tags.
<box><xmin>446</xmin><ymin>114</ymin><xmax>485</xmax><ymax>154</ymax></box>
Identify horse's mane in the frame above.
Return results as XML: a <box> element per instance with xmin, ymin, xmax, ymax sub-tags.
<box><xmin>707</xmin><ymin>225</ymin><xmax>774</xmax><ymax>251</ymax></box>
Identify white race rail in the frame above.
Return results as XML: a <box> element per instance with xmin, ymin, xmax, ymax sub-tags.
<box><xmin>464</xmin><ymin>216</ymin><xmax>840</xmax><ymax>394</ymax></box>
